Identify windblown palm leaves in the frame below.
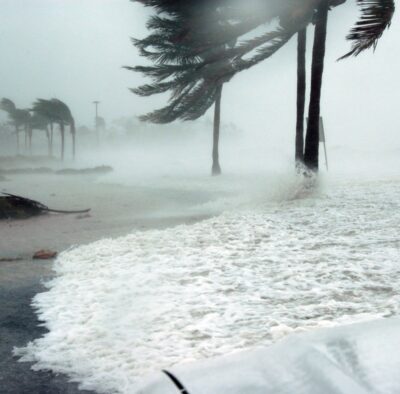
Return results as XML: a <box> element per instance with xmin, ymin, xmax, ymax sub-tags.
<box><xmin>340</xmin><ymin>0</ymin><xmax>395</xmax><ymax>59</ymax></box>
<box><xmin>130</xmin><ymin>0</ymin><xmax>305</xmax><ymax>123</ymax></box>
<box><xmin>131</xmin><ymin>0</ymin><xmax>395</xmax><ymax>172</ymax></box>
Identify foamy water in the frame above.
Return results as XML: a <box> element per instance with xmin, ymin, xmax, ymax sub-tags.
<box><xmin>16</xmin><ymin>174</ymin><xmax>400</xmax><ymax>394</ymax></box>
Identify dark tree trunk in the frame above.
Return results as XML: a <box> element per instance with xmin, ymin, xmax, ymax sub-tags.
<box><xmin>50</xmin><ymin>123</ymin><xmax>54</xmax><ymax>157</ymax></box>
<box><xmin>46</xmin><ymin>126</ymin><xmax>51</xmax><ymax>157</ymax></box>
<box><xmin>28</xmin><ymin>127</ymin><xmax>32</xmax><ymax>156</ymax></box>
<box><xmin>304</xmin><ymin>2</ymin><xmax>329</xmax><ymax>171</ymax></box>
<box><xmin>60</xmin><ymin>123</ymin><xmax>65</xmax><ymax>161</ymax></box>
<box><xmin>212</xmin><ymin>84</ymin><xmax>223</xmax><ymax>176</ymax></box>
<box><xmin>24</xmin><ymin>128</ymin><xmax>28</xmax><ymax>151</ymax></box>
<box><xmin>296</xmin><ymin>28</ymin><xmax>307</xmax><ymax>167</ymax></box>
<box><xmin>71</xmin><ymin>119</ymin><xmax>76</xmax><ymax>160</ymax></box>
<box><xmin>15</xmin><ymin>125</ymin><xmax>20</xmax><ymax>155</ymax></box>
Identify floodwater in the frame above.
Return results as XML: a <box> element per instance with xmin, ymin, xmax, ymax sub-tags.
<box><xmin>15</xmin><ymin>166</ymin><xmax>400</xmax><ymax>394</ymax></box>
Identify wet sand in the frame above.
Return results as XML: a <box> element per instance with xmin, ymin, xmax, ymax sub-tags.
<box><xmin>0</xmin><ymin>172</ymin><xmax>213</xmax><ymax>393</ymax></box>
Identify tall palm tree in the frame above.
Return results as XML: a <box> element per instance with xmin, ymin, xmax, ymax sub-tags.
<box><xmin>131</xmin><ymin>1</ymin><xmax>313</xmax><ymax>174</ymax></box>
<box><xmin>303</xmin><ymin>2</ymin><xmax>329</xmax><ymax>171</ymax></box>
<box><xmin>212</xmin><ymin>84</ymin><xmax>223</xmax><ymax>175</ymax></box>
<box><xmin>130</xmin><ymin>1</ymin><xmax>252</xmax><ymax>176</ymax></box>
<box><xmin>303</xmin><ymin>0</ymin><xmax>394</xmax><ymax>171</ymax></box>
<box><xmin>295</xmin><ymin>29</ymin><xmax>307</xmax><ymax>167</ymax></box>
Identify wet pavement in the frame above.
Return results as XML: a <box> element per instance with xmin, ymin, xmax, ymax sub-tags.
<box><xmin>0</xmin><ymin>259</ymin><xmax>96</xmax><ymax>394</ymax></box>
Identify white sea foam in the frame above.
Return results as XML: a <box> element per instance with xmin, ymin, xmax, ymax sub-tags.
<box><xmin>15</xmin><ymin>175</ymin><xmax>400</xmax><ymax>393</ymax></box>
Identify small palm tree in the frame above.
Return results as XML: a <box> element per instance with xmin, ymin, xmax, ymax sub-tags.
<box><xmin>50</xmin><ymin>99</ymin><xmax>76</xmax><ymax>160</ymax></box>
<box><xmin>32</xmin><ymin>99</ymin><xmax>76</xmax><ymax>160</ymax></box>
<box><xmin>30</xmin><ymin>112</ymin><xmax>51</xmax><ymax>156</ymax></box>
<box><xmin>0</xmin><ymin>98</ymin><xmax>31</xmax><ymax>154</ymax></box>
<box><xmin>32</xmin><ymin>99</ymin><xmax>59</xmax><ymax>157</ymax></box>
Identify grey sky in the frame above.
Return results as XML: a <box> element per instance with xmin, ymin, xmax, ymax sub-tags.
<box><xmin>0</xmin><ymin>0</ymin><xmax>399</xmax><ymax>151</ymax></box>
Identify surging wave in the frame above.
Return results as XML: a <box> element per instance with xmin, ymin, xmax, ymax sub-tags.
<box><xmin>15</xmin><ymin>176</ymin><xmax>400</xmax><ymax>394</ymax></box>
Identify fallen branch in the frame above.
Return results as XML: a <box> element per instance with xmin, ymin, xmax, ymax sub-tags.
<box><xmin>0</xmin><ymin>192</ymin><xmax>90</xmax><ymax>219</ymax></box>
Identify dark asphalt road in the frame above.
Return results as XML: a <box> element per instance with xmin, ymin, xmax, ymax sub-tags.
<box><xmin>0</xmin><ymin>262</ymin><xmax>96</xmax><ymax>394</ymax></box>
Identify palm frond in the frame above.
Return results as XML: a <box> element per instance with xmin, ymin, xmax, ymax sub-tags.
<box><xmin>339</xmin><ymin>0</ymin><xmax>395</xmax><ymax>59</ymax></box>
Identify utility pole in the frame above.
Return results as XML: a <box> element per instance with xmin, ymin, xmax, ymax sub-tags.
<box><xmin>93</xmin><ymin>101</ymin><xmax>100</xmax><ymax>145</ymax></box>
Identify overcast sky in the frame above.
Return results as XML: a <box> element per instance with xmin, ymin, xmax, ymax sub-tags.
<box><xmin>0</xmin><ymin>0</ymin><xmax>399</xmax><ymax>151</ymax></box>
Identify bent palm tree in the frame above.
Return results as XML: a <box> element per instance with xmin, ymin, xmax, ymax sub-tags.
<box><xmin>132</xmin><ymin>0</ymin><xmax>395</xmax><ymax>173</ymax></box>
<box><xmin>33</xmin><ymin>99</ymin><xmax>76</xmax><ymax>160</ymax></box>
<box><xmin>0</xmin><ymin>99</ymin><xmax>31</xmax><ymax>154</ymax></box>
<box><xmin>32</xmin><ymin>99</ymin><xmax>58</xmax><ymax>157</ymax></box>
<box><xmin>131</xmin><ymin>1</ymin><xmax>261</xmax><ymax>175</ymax></box>
<box><xmin>30</xmin><ymin>113</ymin><xmax>51</xmax><ymax>156</ymax></box>
<box><xmin>51</xmin><ymin>99</ymin><xmax>76</xmax><ymax>160</ymax></box>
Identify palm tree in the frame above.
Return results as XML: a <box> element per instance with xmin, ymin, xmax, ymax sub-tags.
<box><xmin>50</xmin><ymin>99</ymin><xmax>76</xmax><ymax>160</ymax></box>
<box><xmin>295</xmin><ymin>29</ymin><xmax>307</xmax><ymax>166</ymax></box>
<box><xmin>32</xmin><ymin>99</ymin><xmax>59</xmax><ymax>157</ymax></box>
<box><xmin>131</xmin><ymin>1</ymin><xmax>314</xmax><ymax>175</ymax></box>
<box><xmin>132</xmin><ymin>1</ymin><xmax>394</xmax><ymax>174</ymax></box>
<box><xmin>303</xmin><ymin>2</ymin><xmax>329</xmax><ymax>171</ymax></box>
<box><xmin>32</xmin><ymin>99</ymin><xmax>76</xmax><ymax>160</ymax></box>
<box><xmin>303</xmin><ymin>0</ymin><xmax>395</xmax><ymax>171</ymax></box>
<box><xmin>212</xmin><ymin>85</ymin><xmax>223</xmax><ymax>175</ymax></box>
<box><xmin>129</xmin><ymin>1</ymin><xmax>236</xmax><ymax>176</ymax></box>
<box><xmin>30</xmin><ymin>112</ymin><xmax>51</xmax><ymax>156</ymax></box>
<box><xmin>0</xmin><ymin>98</ymin><xmax>31</xmax><ymax>154</ymax></box>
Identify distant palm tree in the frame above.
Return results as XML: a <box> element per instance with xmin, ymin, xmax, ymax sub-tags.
<box><xmin>30</xmin><ymin>112</ymin><xmax>51</xmax><ymax>156</ymax></box>
<box><xmin>32</xmin><ymin>99</ymin><xmax>76</xmax><ymax>160</ymax></box>
<box><xmin>50</xmin><ymin>99</ymin><xmax>76</xmax><ymax>160</ymax></box>
<box><xmin>0</xmin><ymin>98</ymin><xmax>31</xmax><ymax>154</ymax></box>
<box><xmin>32</xmin><ymin>99</ymin><xmax>58</xmax><ymax>157</ymax></box>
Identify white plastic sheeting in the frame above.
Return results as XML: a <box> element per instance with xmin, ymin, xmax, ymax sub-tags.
<box><xmin>137</xmin><ymin>317</ymin><xmax>400</xmax><ymax>394</ymax></box>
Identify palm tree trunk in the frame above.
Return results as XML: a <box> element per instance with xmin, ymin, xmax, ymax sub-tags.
<box><xmin>212</xmin><ymin>84</ymin><xmax>223</xmax><ymax>176</ymax></box>
<box><xmin>296</xmin><ymin>28</ymin><xmax>307</xmax><ymax>167</ymax></box>
<box><xmin>50</xmin><ymin>123</ymin><xmax>54</xmax><ymax>157</ymax></box>
<box><xmin>304</xmin><ymin>1</ymin><xmax>329</xmax><ymax>171</ymax></box>
<box><xmin>71</xmin><ymin>119</ymin><xmax>76</xmax><ymax>160</ymax></box>
<box><xmin>15</xmin><ymin>125</ymin><xmax>20</xmax><ymax>155</ymax></box>
<box><xmin>28</xmin><ymin>127</ymin><xmax>32</xmax><ymax>156</ymax></box>
<box><xmin>46</xmin><ymin>126</ymin><xmax>51</xmax><ymax>157</ymax></box>
<box><xmin>60</xmin><ymin>123</ymin><xmax>65</xmax><ymax>161</ymax></box>
<box><xmin>24</xmin><ymin>128</ymin><xmax>28</xmax><ymax>152</ymax></box>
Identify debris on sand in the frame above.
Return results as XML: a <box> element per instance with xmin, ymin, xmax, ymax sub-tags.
<box><xmin>33</xmin><ymin>250</ymin><xmax>57</xmax><ymax>260</ymax></box>
<box><xmin>0</xmin><ymin>193</ymin><xmax>90</xmax><ymax>219</ymax></box>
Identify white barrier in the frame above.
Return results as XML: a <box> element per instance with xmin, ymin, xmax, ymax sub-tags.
<box><xmin>137</xmin><ymin>317</ymin><xmax>400</xmax><ymax>394</ymax></box>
